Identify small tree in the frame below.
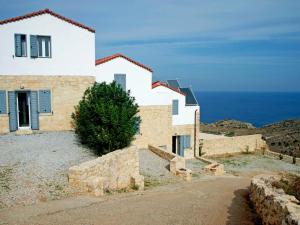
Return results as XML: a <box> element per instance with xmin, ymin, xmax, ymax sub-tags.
<box><xmin>72</xmin><ymin>82</ymin><xmax>140</xmax><ymax>155</ymax></box>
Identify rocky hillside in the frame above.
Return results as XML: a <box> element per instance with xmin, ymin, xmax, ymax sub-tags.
<box><xmin>201</xmin><ymin>119</ymin><xmax>300</xmax><ymax>157</ymax></box>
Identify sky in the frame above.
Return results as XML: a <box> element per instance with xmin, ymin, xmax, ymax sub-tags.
<box><xmin>1</xmin><ymin>0</ymin><xmax>300</xmax><ymax>92</ymax></box>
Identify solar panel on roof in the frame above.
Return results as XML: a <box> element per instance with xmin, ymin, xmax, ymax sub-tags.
<box><xmin>166</xmin><ymin>80</ymin><xmax>180</xmax><ymax>89</ymax></box>
<box><xmin>180</xmin><ymin>87</ymin><xmax>198</xmax><ymax>105</ymax></box>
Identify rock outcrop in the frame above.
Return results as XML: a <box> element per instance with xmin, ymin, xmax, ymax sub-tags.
<box><xmin>250</xmin><ymin>174</ymin><xmax>300</xmax><ymax>225</ymax></box>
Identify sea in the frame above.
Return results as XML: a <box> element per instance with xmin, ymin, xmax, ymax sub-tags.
<box><xmin>194</xmin><ymin>92</ymin><xmax>300</xmax><ymax>127</ymax></box>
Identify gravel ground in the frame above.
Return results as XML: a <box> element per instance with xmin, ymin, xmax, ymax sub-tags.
<box><xmin>186</xmin><ymin>159</ymin><xmax>207</xmax><ymax>173</ymax></box>
<box><xmin>138</xmin><ymin>149</ymin><xmax>178</xmax><ymax>188</ymax></box>
<box><xmin>0</xmin><ymin>131</ymin><xmax>97</xmax><ymax>208</ymax></box>
<box><xmin>212</xmin><ymin>153</ymin><xmax>300</xmax><ymax>176</ymax></box>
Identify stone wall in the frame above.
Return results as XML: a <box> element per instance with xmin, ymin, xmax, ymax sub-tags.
<box><xmin>263</xmin><ymin>149</ymin><xmax>300</xmax><ymax>166</ymax></box>
<box><xmin>148</xmin><ymin>144</ymin><xmax>191</xmax><ymax>181</ymax></box>
<box><xmin>250</xmin><ymin>174</ymin><xmax>300</xmax><ymax>225</ymax></box>
<box><xmin>68</xmin><ymin>146</ymin><xmax>144</xmax><ymax>196</ymax></box>
<box><xmin>133</xmin><ymin>105</ymin><xmax>172</xmax><ymax>149</ymax></box>
<box><xmin>0</xmin><ymin>75</ymin><xmax>95</xmax><ymax>133</ymax></box>
<box><xmin>201</xmin><ymin>134</ymin><xmax>267</xmax><ymax>156</ymax></box>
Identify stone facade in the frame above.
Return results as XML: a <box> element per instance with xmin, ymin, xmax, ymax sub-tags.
<box><xmin>172</xmin><ymin>111</ymin><xmax>200</xmax><ymax>159</ymax></box>
<box><xmin>68</xmin><ymin>146</ymin><xmax>144</xmax><ymax>196</ymax></box>
<box><xmin>0</xmin><ymin>75</ymin><xmax>95</xmax><ymax>133</ymax></box>
<box><xmin>201</xmin><ymin>134</ymin><xmax>267</xmax><ymax>156</ymax></box>
<box><xmin>133</xmin><ymin>105</ymin><xmax>172</xmax><ymax>149</ymax></box>
<box><xmin>250</xmin><ymin>174</ymin><xmax>300</xmax><ymax>225</ymax></box>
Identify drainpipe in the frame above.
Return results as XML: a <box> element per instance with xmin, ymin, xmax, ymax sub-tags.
<box><xmin>194</xmin><ymin>109</ymin><xmax>198</xmax><ymax>157</ymax></box>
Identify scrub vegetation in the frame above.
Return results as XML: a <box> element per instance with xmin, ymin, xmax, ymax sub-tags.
<box><xmin>72</xmin><ymin>82</ymin><xmax>141</xmax><ymax>156</ymax></box>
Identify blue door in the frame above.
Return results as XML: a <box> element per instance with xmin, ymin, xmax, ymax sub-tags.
<box><xmin>179</xmin><ymin>136</ymin><xmax>185</xmax><ymax>157</ymax></box>
<box><xmin>30</xmin><ymin>91</ymin><xmax>39</xmax><ymax>130</ymax></box>
<box><xmin>8</xmin><ymin>91</ymin><xmax>17</xmax><ymax>131</ymax></box>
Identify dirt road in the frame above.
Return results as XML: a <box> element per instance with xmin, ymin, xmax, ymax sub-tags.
<box><xmin>0</xmin><ymin>176</ymin><xmax>256</xmax><ymax>225</ymax></box>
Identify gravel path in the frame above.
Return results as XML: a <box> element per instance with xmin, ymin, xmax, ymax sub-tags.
<box><xmin>138</xmin><ymin>149</ymin><xmax>178</xmax><ymax>188</ymax></box>
<box><xmin>0</xmin><ymin>131</ymin><xmax>97</xmax><ymax>208</ymax></box>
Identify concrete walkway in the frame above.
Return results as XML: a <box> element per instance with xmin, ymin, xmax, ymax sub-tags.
<box><xmin>0</xmin><ymin>176</ymin><xmax>256</xmax><ymax>225</ymax></box>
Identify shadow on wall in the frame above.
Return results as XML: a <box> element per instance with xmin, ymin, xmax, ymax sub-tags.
<box><xmin>226</xmin><ymin>188</ymin><xmax>261</xmax><ymax>225</ymax></box>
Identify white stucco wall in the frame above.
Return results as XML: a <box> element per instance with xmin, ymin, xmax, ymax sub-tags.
<box><xmin>0</xmin><ymin>14</ymin><xmax>95</xmax><ymax>76</ymax></box>
<box><xmin>95</xmin><ymin>57</ymin><xmax>155</xmax><ymax>106</ymax></box>
<box><xmin>151</xmin><ymin>86</ymin><xmax>199</xmax><ymax>125</ymax></box>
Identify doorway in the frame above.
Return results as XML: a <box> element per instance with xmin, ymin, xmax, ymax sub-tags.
<box><xmin>172</xmin><ymin>136</ymin><xmax>177</xmax><ymax>154</ymax></box>
<box><xmin>17</xmin><ymin>92</ymin><xmax>31</xmax><ymax>129</ymax></box>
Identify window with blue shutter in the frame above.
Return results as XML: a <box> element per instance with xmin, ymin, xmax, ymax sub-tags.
<box><xmin>15</xmin><ymin>34</ymin><xmax>27</xmax><ymax>57</ymax></box>
<box><xmin>114</xmin><ymin>74</ymin><xmax>126</xmax><ymax>90</ymax></box>
<box><xmin>172</xmin><ymin>99</ymin><xmax>179</xmax><ymax>115</ymax></box>
<box><xmin>30</xmin><ymin>35</ymin><xmax>38</xmax><ymax>58</ymax></box>
<box><xmin>0</xmin><ymin>90</ymin><xmax>7</xmax><ymax>114</ymax></box>
<box><xmin>38</xmin><ymin>90</ymin><xmax>51</xmax><ymax>113</ymax></box>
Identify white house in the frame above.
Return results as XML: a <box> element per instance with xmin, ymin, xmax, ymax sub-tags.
<box><xmin>0</xmin><ymin>9</ymin><xmax>95</xmax><ymax>76</ymax></box>
<box><xmin>0</xmin><ymin>9</ymin><xmax>95</xmax><ymax>134</ymax></box>
<box><xmin>95</xmin><ymin>54</ymin><xmax>154</xmax><ymax>106</ymax></box>
<box><xmin>0</xmin><ymin>9</ymin><xmax>200</xmax><ymax>158</ymax></box>
<box><xmin>95</xmin><ymin>54</ymin><xmax>200</xmax><ymax>158</ymax></box>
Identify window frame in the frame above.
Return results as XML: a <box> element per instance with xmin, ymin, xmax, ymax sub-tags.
<box><xmin>172</xmin><ymin>99</ymin><xmax>179</xmax><ymax>115</ymax></box>
<box><xmin>36</xmin><ymin>35</ymin><xmax>52</xmax><ymax>58</ymax></box>
<box><xmin>14</xmin><ymin>33</ymin><xmax>27</xmax><ymax>57</ymax></box>
<box><xmin>114</xmin><ymin>74</ymin><xmax>126</xmax><ymax>91</ymax></box>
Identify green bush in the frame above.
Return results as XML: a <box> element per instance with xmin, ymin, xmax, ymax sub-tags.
<box><xmin>72</xmin><ymin>82</ymin><xmax>141</xmax><ymax>155</ymax></box>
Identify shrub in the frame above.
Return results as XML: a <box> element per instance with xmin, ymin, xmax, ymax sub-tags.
<box><xmin>72</xmin><ymin>82</ymin><xmax>141</xmax><ymax>155</ymax></box>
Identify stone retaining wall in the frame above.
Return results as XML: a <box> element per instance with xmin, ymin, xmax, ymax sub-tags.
<box><xmin>201</xmin><ymin>134</ymin><xmax>267</xmax><ymax>156</ymax></box>
<box><xmin>250</xmin><ymin>174</ymin><xmax>300</xmax><ymax>225</ymax></box>
<box><xmin>263</xmin><ymin>149</ymin><xmax>300</xmax><ymax>166</ymax></box>
<box><xmin>148</xmin><ymin>144</ymin><xmax>191</xmax><ymax>181</ymax></box>
<box><xmin>68</xmin><ymin>146</ymin><xmax>144</xmax><ymax>196</ymax></box>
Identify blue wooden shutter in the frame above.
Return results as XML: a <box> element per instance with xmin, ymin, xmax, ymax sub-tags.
<box><xmin>39</xmin><ymin>90</ymin><xmax>51</xmax><ymax>113</ymax></box>
<box><xmin>30</xmin><ymin>91</ymin><xmax>39</xmax><ymax>130</ymax></box>
<box><xmin>8</xmin><ymin>91</ymin><xmax>17</xmax><ymax>131</ymax></box>
<box><xmin>184</xmin><ymin>135</ymin><xmax>191</xmax><ymax>148</ymax></box>
<box><xmin>30</xmin><ymin>35</ymin><xmax>38</xmax><ymax>58</ymax></box>
<box><xmin>114</xmin><ymin>74</ymin><xmax>126</xmax><ymax>90</ymax></box>
<box><xmin>15</xmin><ymin>34</ymin><xmax>22</xmax><ymax>57</ymax></box>
<box><xmin>179</xmin><ymin>135</ymin><xmax>185</xmax><ymax>157</ymax></box>
<box><xmin>0</xmin><ymin>90</ymin><xmax>7</xmax><ymax>114</ymax></box>
<box><xmin>172</xmin><ymin>100</ymin><xmax>179</xmax><ymax>115</ymax></box>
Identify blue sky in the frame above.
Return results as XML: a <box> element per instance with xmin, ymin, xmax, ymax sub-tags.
<box><xmin>1</xmin><ymin>0</ymin><xmax>300</xmax><ymax>92</ymax></box>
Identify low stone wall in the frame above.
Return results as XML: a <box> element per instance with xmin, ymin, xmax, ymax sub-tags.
<box><xmin>263</xmin><ymin>149</ymin><xmax>300</xmax><ymax>166</ymax></box>
<box><xmin>250</xmin><ymin>175</ymin><xmax>300</xmax><ymax>225</ymax></box>
<box><xmin>201</xmin><ymin>134</ymin><xmax>267</xmax><ymax>156</ymax></box>
<box><xmin>148</xmin><ymin>144</ymin><xmax>191</xmax><ymax>181</ymax></box>
<box><xmin>196</xmin><ymin>156</ymin><xmax>225</xmax><ymax>176</ymax></box>
<box><xmin>68</xmin><ymin>146</ymin><xmax>144</xmax><ymax>196</ymax></box>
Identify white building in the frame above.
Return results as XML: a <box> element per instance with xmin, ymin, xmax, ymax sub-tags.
<box><xmin>95</xmin><ymin>54</ymin><xmax>200</xmax><ymax>158</ymax></box>
<box><xmin>0</xmin><ymin>9</ymin><xmax>200</xmax><ymax>158</ymax></box>
<box><xmin>0</xmin><ymin>8</ymin><xmax>95</xmax><ymax>76</ymax></box>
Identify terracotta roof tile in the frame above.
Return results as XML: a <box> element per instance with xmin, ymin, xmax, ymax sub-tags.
<box><xmin>152</xmin><ymin>81</ymin><xmax>186</xmax><ymax>96</ymax></box>
<box><xmin>95</xmin><ymin>53</ymin><xmax>153</xmax><ymax>72</ymax></box>
<box><xmin>0</xmin><ymin>8</ymin><xmax>95</xmax><ymax>33</ymax></box>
